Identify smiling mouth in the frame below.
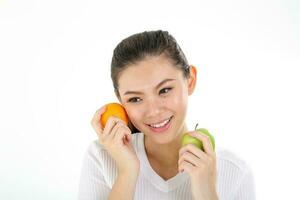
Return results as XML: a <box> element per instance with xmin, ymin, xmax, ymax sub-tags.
<box><xmin>146</xmin><ymin>116</ymin><xmax>173</xmax><ymax>128</ymax></box>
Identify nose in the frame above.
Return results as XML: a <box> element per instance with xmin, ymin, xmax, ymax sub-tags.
<box><xmin>145</xmin><ymin>96</ymin><xmax>164</xmax><ymax>118</ymax></box>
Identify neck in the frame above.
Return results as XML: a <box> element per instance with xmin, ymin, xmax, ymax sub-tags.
<box><xmin>144</xmin><ymin>123</ymin><xmax>188</xmax><ymax>168</ymax></box>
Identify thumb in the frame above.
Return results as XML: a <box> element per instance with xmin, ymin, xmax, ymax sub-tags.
<box><xmin>125</xmin><ymin>133</ymin><xmax>132</xmax><ymax>142</ymax></box>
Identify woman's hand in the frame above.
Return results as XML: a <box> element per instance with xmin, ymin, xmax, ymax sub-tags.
<box><xmin>91</xmin><ymin>106</ymin><xmax>140</xmax><ymax>174</ymax></box>
<box><xmin>178</xmin><ymin>131</ymin><xmax>218</xmax><ymax>200</ymax></box>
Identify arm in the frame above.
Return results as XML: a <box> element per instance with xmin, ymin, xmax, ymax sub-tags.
<box><xmin>108</xmin><ymin>169</ymin><xmax>139</xmax><ymax>200</ymax></box>
<box><xmin>178</xmin><ymin>132</ymin><xmax>219</xmax><ymax>200</ymax></box>
<box><xmin>78</xmin><ymin>142</ymin><xmax>140</xmax><ymax>200</ymax></box>
<box><xmin>86</xmin><ymin>106</ymin><xmax>140</xmax><ymax>199</ymax></box>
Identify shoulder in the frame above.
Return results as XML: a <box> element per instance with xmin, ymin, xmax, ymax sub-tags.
<box><xmin>83</xmin><ymin>140</ymin><xmax>109</xmax><ymax>168</ymax></box>
<box><xmin>216</xmin><ymin>146</ymin><xmax>256</xmax><ymax>198</ymax></box>
<box><xmin>215</xmin><ymin>147</ymin><xmax>255</xmax><ymax>195</ymax></box>
<box><xmin>86</xmin><ymin>139</ymin><xmax>105</xmax><ymax>156</ymax></box>
<box><xmin>216</xmin><ymin>147</ymin><xmax>252</xmax><ymax>172</ymax></box>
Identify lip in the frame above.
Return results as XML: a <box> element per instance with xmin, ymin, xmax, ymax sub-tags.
<box><xmin>146</xmin><ymin>116</ymin><xmax>173</xmax><ymax>126</ymax></box>
<box><xmin>146</xmin><ymin>116</ymin><xmax>173</xmax><ymax>134</ymax></box>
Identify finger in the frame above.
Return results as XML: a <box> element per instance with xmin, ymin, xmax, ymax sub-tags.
<box><xmin>109</xmin><ymin>120</ymin><xmax>128</xmax><ymax>141</ymax></box>
<box><xmin>91</xmin><ymin>117</ymin><xmax>103</xmax><ymax>136</ymax></box>
<box><xmin>114</xmin><ymin>125</ymin><xmax>131</xmax><ymax>144</ymax></box>
<box><xmin>102</xmin><ymin>117</ymin><xmax>124</xmax><ymax>142</ymax></box>
<box><xmin>178</xmin><ymin>151</ymin><xmax>203</xmax><ymax>167</ymax></box>
<box><xmin>125</xmin><ymin>133</ymin><xmax>132</xmax><ymax>143</ymax></box>
<box><xmin>178</xmin><ymin>160</ymin><xmax>194</xmax><ymax>173</ymax></box>
<box><xmin>99</xmin><ymin>117</ymin><xmax>118</xmax><ymax>144</ymax></box>
<box><xmin>111</xmin><ymin>120</ymin><xmax>131</xmax><ymax>136</ymax></box>
<box><xmin>91</xmin><ymin>106</ymin><xmax>107</xmax><ymax>131</ymax></box>
<box><xmin>108</xmin><ymin>119</ymin><xmax>131</xmax><ymax>140</ymax></box>
<box><xmin>91</xmin><ymin>120</ymin><xmax>102</xmax><ymax>135</ymax></box>
<box><xmin>103</xmin><ymin>116</ymin><xmax>126</xmax><ymax>136</ymax></box>
<box><xmin>179</xmin><ymin>144</ymin><xmax>207</xmax><ymax>161</ymax></box>
<box><xmin>188</xmin><ymin>131</ymin><xmax>215</xmax><ymax>156</ymax></box>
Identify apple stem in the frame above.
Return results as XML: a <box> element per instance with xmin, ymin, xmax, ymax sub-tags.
<box><xmin>194</xmin><ymin>123</ymin><xmax>199</xmax><ymax>130</ymax></box>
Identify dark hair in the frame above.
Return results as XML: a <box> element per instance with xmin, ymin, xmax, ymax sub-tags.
<box><xmin>111</xmin><ymin>30</ymin><xmax>190</xmax><ymax>95</ymax></box>
<box><xmin>110</xmin><ymin>30</ymin><xmax>190</xmax><ymax>133</ymax></box>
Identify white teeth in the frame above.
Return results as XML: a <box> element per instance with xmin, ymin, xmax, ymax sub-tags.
<box><xmin>149</xmin><ymin>117</ymin><xmax>171</xmax><ymax>128</ymax></box>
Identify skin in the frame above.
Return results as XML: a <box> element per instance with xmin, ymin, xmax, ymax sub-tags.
<box><xmin>91</xmin><ymin>54</ymin><xmax>218</xmax><ymax>200</ymax></box>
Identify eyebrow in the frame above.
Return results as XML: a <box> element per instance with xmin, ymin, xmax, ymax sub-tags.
<box><xmin>123</xmin><ymin>78</ymin><xmax>176</xmax><ymax>96</ymax></box>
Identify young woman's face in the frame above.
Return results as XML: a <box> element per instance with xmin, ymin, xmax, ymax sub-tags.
<box><xmin>117</xmin><ymin>54</ymin><xmax>196</xmax><ymax>144</ymax></box>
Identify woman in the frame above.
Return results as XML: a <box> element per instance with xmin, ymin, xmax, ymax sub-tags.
<box><xmin>78</xmin><ymin>30</ymin><xmax>255</xmax><ymax>200</ymax></box>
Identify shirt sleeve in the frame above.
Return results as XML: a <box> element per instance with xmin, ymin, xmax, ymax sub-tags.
<box><xmin>78</xmin><ymin>142</ymin><xmax>111</xmax><ymax>200</ymax></box>
<box><xmin>232</xmin><ymin>166</ymin><xmax>256</xmax><ymax>200</ymax></box>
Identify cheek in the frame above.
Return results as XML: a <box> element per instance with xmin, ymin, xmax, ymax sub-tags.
<box><xmin>126</xmin><ymin>108</ymin><xmax>142</xmax><ymax>125</ymax></box>
<box><xmin>168</xmin><ymin>88</ymin><xmax>188</xmax><ymax>110</ymax></box>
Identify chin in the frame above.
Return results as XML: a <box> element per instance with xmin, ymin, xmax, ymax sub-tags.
<box><xmin>145</xmin><ymin>128</ymin><xmax>179</xmax><ymax>145</ymax></box>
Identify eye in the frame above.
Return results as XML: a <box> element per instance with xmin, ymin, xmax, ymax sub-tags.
<box><xmin>127</xmin><ymin>97</ymin><xmax>142</xmax><ymax>103</ymax></box>
<box><xmin>159</xmin><ymin>87</ymin><xmax>173</xmax><ymax>95</ymax></box>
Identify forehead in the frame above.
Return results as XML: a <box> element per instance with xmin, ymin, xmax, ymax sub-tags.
<box><xmin>118</xmin><ymin>55</ymin><xmax>182</xmax><ymax>93</ymax></box>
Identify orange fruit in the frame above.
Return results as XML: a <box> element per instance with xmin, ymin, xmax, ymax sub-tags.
<box><xmin>100</xmin><ymin>103</ymin><xmax>129</xmax><ymax>127</ymax></box>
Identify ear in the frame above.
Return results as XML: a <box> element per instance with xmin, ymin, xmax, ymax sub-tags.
<box><xmin>187</xmin><ymin>65</ymin><xmax>197</xmax><ymax>95</ymax></box>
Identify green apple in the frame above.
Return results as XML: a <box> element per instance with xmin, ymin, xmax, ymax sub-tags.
<box><xmin>181</xmin><ymin>127</ymin><xmax>215</xmax><ymax>151</ymax></box>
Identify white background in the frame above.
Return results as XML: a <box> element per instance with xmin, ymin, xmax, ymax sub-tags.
<box><xmin>1</xmin><ymin>0</ymin><xmax>299</xmax><ymax>199</ymax></box>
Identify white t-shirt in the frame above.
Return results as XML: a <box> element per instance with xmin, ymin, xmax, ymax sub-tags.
<box><xmin>78</xmin><ymin>132</ymin><xmax>255</xmax><ymax>200</ymax></box>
